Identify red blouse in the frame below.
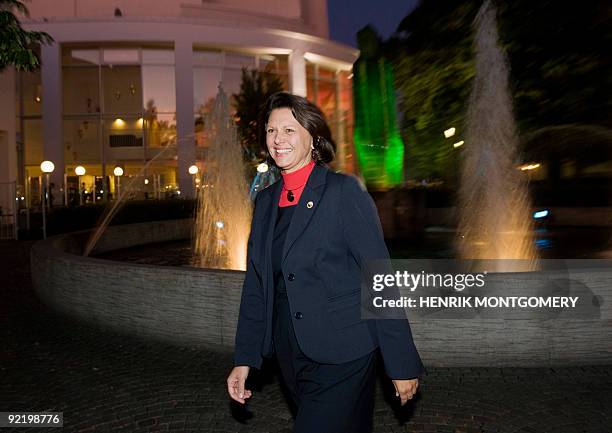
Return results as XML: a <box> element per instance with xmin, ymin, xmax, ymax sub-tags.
<box><xmin>278</xmin><ymin>160</ymin><xmax>316</xmax><ymax>207</ymax></box>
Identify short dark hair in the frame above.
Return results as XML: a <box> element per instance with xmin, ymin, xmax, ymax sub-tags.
<box><xmin>259</xmin><ymin>92</ymin><xmax>336</xmax><ymax>165</ymax></box>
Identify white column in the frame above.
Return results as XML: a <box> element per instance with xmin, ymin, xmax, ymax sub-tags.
<box><xmin>41</xmin><ymin>42</ymin><xmax>65</xmax><ymax>203</ymax></box>
<box><xmin>174</xmin><ymin>37</ymin><xmax>195</xmax><ymax>199</ymax></box>
<box><xmin>289</xmin><ymin>48</ymin><xmax>306</xmax><ymax>97</ymax></box>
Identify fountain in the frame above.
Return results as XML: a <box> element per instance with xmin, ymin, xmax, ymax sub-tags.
<box><xmin>82</xmin><ymin>144</ymin><xmax>174</xmax><ymax>257</ymax></box>
<box><xmin>192</xmin><ymin>86</ymin><xmax>252</xmax><ymax>271</ymax></box>
<box><xmin>456</xmin><ymin>0</ymin><xmax>537</xmax><ymax>268</ymax></box>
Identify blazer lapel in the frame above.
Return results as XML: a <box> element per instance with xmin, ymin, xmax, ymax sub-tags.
<box><xmin>281</xmin><ymin>163</ymin><xmax>328</xmax><ymax>265</ymax></box>
<box><xmin>262</xmin><ymin>179</ymin><xmax>282</xmax><ymax>299</ymax></box>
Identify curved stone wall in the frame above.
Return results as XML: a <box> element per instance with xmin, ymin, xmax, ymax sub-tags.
<box><xmin>31</xmin><ymin>220</ymin><xmax>612</xmax><ymax>367</ymax></box>
<box><xmin>31</xmin><ymin>219</ymin><xmax>242</xmax><ymax>352</ymax></box>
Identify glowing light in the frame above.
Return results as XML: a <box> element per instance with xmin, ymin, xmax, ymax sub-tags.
<box><xmin>257</xmin><ymin>162</ymin><xmax>269</xmax><ymax>173</ymax></box>
<box><xmin>114</xmin><ymin>118</ymin><xmax>125</xmax><ymax>126</ymax></box>
<box><xmin>353</xmin><ymin>57</ymin><xmax>404</xmax><ymax>187</ymax></box>
<box><xmin>144</xmin><ymin>178</ymin><xmax>149</xmax><ymax>185</ymax></box>
<box><xmin>188</xmin><ymin>165</ymin><xmax>199</xmax><ymax>175</ymax></box>
<box><xmin>453</xmin><ymin>140</ymin><xmax>464</xmax><ymax>148</ymax></box>
<box><xmin>35</xmin><ymin>96</ymin><xmax>41</xmax><ymax>103</ymax></box>
<box><xmin>40</xmin><ymin>160</ymin><xmax>55</xmax><ymax>173</ymax></box>
<box><xmin>533</xmin><ymin>210</ymin><xmax>549</xmax><ymax>219</ymax></box>
<box><xmin>215</xmin><ymin>221</ymin><xmax>224</xmax><ymax>228</ymax></box>
<box><xmin>303</xmin><ymin>52</ymin><xmax>353</xmax><ymax>71</ymax></box>
<box><xmin>137</xmin><ymin>118</ymin><xmax>144</xmax><ymax>126</ymax></box>
<box><xmin>113</xmin><ymin>166</ymin><xmax>124</xmax><ymax>176</ymax></box>
<box><xmin>444</xmin><ymin>127</ymin><xmax>456</xmax><ymax>138</ymax></box>
<box><xmin>519</xmin><ymin>163</ymin><xmax>540</xmax><ymax>171</ymax></box>
<box><xmin>74</xmin><ymin>165</ymin><xmax>86</xmax><ymax>176</ymax></box>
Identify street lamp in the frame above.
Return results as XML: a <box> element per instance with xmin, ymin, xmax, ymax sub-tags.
<box><xmin>75</xmin><ymin>165</ymin><xmax>86</xmax><ymax>205</ymax></box>
<box><xmin>188</xmin><ymin>164</ymin><xmax>199</xmax><ymax>195</ymax></box>
<box><xmin>40</xmin><ymin>160</ymin><xmax>55</xmax><ymax>239</ymax></box>
<box><xmin>113</xmin><ymin>166</ymin><xmax>124</xmax><ymax>199</ymax></box>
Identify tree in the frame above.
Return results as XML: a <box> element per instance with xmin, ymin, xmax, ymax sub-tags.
<box><xmin>0</xmin><ymin>0</ymin><xmax>53</xmax><ymax>71</ymax></box>
<box><xmin>389</xmin><ymin>0</ymin><xmax>480</xmax><ymax>183</ymax></box>
<box><xmin>232</xmin><ymin>68</ymin><xmax>284</xmax><ymax>161</ymax></box>
<box><xmin>389</xmin><ymin>0</ymin><xmax>611</xmax><ymax>183</ymax></box>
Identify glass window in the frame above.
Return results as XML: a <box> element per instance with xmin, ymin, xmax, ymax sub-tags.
<box><xmin>260</xmin><ymin>54</ymin><xmax>289</xmax><ymax>90</ymax></box>
<box><xmin>306</xmin><ymin>62</ymin><xmax>317</xmax><ymax>103</ymax></box>
<box><xmin>63</xmin><ymin>67</ymin><xmax>100</xmax><ymax>114</ymax></box>
<box><xmin>193</xmin><ymin>50</ymin><xmax>223</xmax><ymax>66</ymax></box>
<box><xmin>21</xmin><ymin>70</ymin><xmax>42</xmax><ymax>116</ymax></box>
<box><xmin>195</xmin><ymin>113</ymin><xmax>211</xmax><ymax>149</ymax></box>
<box><xmin>225</xmin><ymin>53</ymin><xmax>255</xmax><ymax>69</ymax></box>
<box><xmin>102</xmin><ymin>65</ymin><xmax>142</xmax><ymax>114</ymax></box>
<box><xmin>23</xmin><ymin>119</ymin><xmax>43</xmax><ymax>166</ymax></box>
<box><xmin>318</xmin><ymin>67</ymin><xmax>335</xmax><ymax>82</ymax></box>
<box><xmin>63</xmin><ymin>119</ymin><xmax>101</xmax><ymax>163</ymax></box>
<box><xmin>102</xmin><ymin>49</ymin><xmax>139</xmax><ymax>64</ymax></box>
<box><xmin>102</xmin><ymin>118</ymin><xmax>146</xmax><ymax>172</ymax></box>
<box><xmin>306</xmin><ymin>63</ymin><xmax>316</xmax><ymax>78</ymax></box>
<box><xmin>142</xmin><ymin>49</ymin><xmax>174</xmax><ymax>65</ymax></box>
<box><xmin>220</xmin><ymin>68</ymin><xmax>242</xmax><ymax>103</ymax></box>
<box><xmin>142</xmin><ymin>65</ymin><xmax>175</xmax><ymax>113</ymax></box>
<box><xmin>194</xmin><ymin>66</ymin><xmax>223</xmax><ymax>114</ymax></box>
<box><xmin>145</xmin><ymin>113</ymin><xmax>176</xmax><ymax>148</ymax></box>
<box><xmin>307</xmin><ymin>78</ymin><xmax>316</xmax><ymax>103</ymax></box>
<box><xmin>62</xmin><ymin>48</ymin><xmax>100</xmax><ymax>66</ymax></box>
<box><xmin>317</xmin><ymin>79</ymin><xmax>336</xmax><ymax>120</ymax></box>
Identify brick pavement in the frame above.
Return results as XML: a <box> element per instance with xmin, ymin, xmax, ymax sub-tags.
<box><xmin>1</xmin><ymin>240</ymin><xmax>611</xmax><ymax>433</ymax></box>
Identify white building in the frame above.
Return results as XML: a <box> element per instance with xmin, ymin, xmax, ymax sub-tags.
<box><xmin>0</xmin><ymin>0</ymin><xmax>357</xmax><ymax>211</ymax></box>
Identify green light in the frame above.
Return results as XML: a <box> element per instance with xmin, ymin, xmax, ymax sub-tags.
<box><xmin>353</xmin><ymin>56</ymin><xmax>404</xmax><ymax>188</ymax></box>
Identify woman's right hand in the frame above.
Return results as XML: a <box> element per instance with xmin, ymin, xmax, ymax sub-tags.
<box><xmin>227</xmin><ymin>366</ymin><xmax>252</xmax><ymax>404</ymax></box>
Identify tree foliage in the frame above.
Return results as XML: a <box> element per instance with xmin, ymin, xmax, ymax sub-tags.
<box><xmin>232</xmin><ymin>68</ymin><xmax>284</xmax><ymax>161</ymax></box>
<box><xmin>389</xmin><ymin>0</ymin><xmax>479</xmax><ymax>182</ymax></box>
<box><xmin>0</xmin><ymin>0</ymin><xmax>53</xmax><ymax>72</ymax></box>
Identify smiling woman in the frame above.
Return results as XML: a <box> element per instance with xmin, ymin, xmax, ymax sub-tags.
<box><xmin>261</xmin><ymin>92</ymin><xmax>336</xmax><ymax>174</ymax></box>
<box><xmin>265</xmin><ymin>107</ymin><xmax>313</xmax><ymax>173</ymax></box>
<box><xmin>226</xmin><ymin>92</ymin><xmax>425</xmax><ymax>433</ymax></box>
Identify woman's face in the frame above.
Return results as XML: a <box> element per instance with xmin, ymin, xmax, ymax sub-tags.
<box><xmin>266</xmin><ymin>107</ymin><xmax>313</xmax><ymax>173</ymax></box>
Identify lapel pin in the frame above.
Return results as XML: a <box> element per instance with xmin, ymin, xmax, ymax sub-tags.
<box><xmin>306</xmin><ymin>201</ymin><xmax>314</xmax><ymax>208</ymax></box>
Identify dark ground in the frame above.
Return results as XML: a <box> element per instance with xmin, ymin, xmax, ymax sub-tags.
<box><xmin>1</xmin><ymin>240</ymin><xmax>611</xmax><ymax>433</ymax></box>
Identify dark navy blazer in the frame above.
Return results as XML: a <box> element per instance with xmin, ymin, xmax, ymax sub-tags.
<box><xmin>234</xmin><ymin>163</ymin><xmax>425</xmax><ymax>379</ymax></box>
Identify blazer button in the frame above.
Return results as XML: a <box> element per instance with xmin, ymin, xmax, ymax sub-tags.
<box><xmin>294</xmin><ymin>312</ymin><xmax>303</xmax><ymax>319</ymax></box>
<box><xmin>288</xmin><ymin>273</ymin><xmax>295</xmax><ymax>281</ymax></box>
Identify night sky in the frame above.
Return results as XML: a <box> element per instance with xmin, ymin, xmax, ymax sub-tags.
<box><xmin>327</xmin><ymin>0</ymin><xmax>420</xmax><ymax>47</ymax></box>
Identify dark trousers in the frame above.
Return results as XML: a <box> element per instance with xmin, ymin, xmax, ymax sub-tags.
<box><xmin>273</xmin><ymin>296</ymin><xmax>377</xmax><ymax>433</ymax></box>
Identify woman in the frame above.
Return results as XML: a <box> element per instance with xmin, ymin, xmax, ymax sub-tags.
<box><xmin>227</xmin><ymin>92</ymin><xmax>424</xmax><ymax>432</ymax></box>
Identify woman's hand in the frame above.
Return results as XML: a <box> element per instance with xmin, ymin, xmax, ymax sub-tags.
<box><xmin>392</xmin><ymin>378</ymin><xmax>419</xmax><ymax>405</ymax></box>
<box><xmin>227</xmin><ymin>366</ymin><xmax>252</xmax><ymax>404</ymax></box>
